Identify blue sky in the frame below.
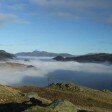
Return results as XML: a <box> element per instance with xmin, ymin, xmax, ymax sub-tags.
<box><xmin>0</xmin><ymin>0</ymin><xmax>112</xmax><ymax>55</ymax></box>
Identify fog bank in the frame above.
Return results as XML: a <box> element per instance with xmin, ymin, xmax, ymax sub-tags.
<box><xmin>0</xmin><ymin>57</ymin><xmax>112</xmax><ymax>90</ymax></box>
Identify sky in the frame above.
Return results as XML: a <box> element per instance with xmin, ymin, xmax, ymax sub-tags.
<box><xmin>0</xmin><ymin>0</ymin><xmax>112</xmax><ymax>55</ymax></box>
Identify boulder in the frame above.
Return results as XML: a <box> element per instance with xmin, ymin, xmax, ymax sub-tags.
<box><xmin>26</xmin><ymin>92</ymin><xmax>51</xmax><ymax>105</ymax></box>
<box><xmin>26</xmin><ymin>92</ymin><xmax>39</xmax><ymax>99</ymax></box>
<box><xmin>49</xmin><ymin>99</ymin><xmax>77</xmax><ymax>112</ymax></box>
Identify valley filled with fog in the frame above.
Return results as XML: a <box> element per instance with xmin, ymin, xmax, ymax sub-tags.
<box><xmin>0</xmin><ymin>56</ymin><xmax>112</xmax><ymax>90</ymax></box>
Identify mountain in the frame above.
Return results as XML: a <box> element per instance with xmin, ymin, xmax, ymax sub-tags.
<box><xmin>16</xmin><ymin>50</ymin><xmax>74</xmax><ymax>57</ymax></box>
<box><xmin>54</xmin><ymin>53</ymin><xmax>112</xmax><ymax>63</ymax></box>
<box><xmin>0</xmin><ymin>50</ymin><xmax>14</xmax><ymax>60</ymax></box>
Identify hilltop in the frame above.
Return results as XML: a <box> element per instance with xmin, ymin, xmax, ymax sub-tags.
<box><xmin>0</xmin><ymin>50</ymin><xmax>14</xmax><ymax>60</ymax></box>
<box><xmin>0</xmin><ymin>83</ymin><xmax>112</xmax><ymax>112</ymax></box>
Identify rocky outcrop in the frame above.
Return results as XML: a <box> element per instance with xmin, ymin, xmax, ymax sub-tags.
<box><xmin>0</xmin><ymin>84</ymin><xmax>95</xmax><ymax>112</ymax></box>
<box><xmin>49</xmin><ymin>99</ymin><xmax>77</xmax><ymax>112</ymax></box>
<box><xmin>26</xmin><ymin>92</ymin><xmax>52</xmax><ymax>105</ymax></box>
<box><xmin>49</xmin><ymin>83</ymin><xmax>87</xmax><ymax>92</ymax></box>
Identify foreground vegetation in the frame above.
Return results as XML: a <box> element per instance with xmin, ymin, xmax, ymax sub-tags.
<box><xmin>0</xmin><ymin>83</ymin><xmax>111</xmax><ymax>112</ymax></box>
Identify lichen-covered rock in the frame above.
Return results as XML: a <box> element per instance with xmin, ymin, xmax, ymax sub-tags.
<box><xmin>26</xmin><ymin>92</ymin><xmax>39</xmax><ymax>99</ymax></box>
<box><xmin>49</xmin><ymin>99</ymin><xmax>77</xmax><ymax>112</ymax></box>
<box><xmin>26</xmin><ymin>92</ymin><xmax>51</xmax><ymax>105</ymax></box>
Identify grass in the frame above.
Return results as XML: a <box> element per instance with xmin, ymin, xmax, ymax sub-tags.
<box><xmin>14</xmin><ymin>83</ymin><xmax>112</xmax><ymax>112</ymax></box>
<box><xmin>0</xmin><ymin>83</ymin><xmax>112</xmax><ymax>112</ymax></box>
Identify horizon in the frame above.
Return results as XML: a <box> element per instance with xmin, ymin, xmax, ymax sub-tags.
<box><xmin>1</xmin><ymin>49</ymin><xmax>112</xmax><ymax>56</ymax></box>
<box><xmin>0</xmin><ymin>0</ymin><xmax>112</xmax><ymax>55</ymax></box>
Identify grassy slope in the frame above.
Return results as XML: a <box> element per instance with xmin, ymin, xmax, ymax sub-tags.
<box><xmin>0</xmin><ymin>85</ymin><xmax>53</xmax><ymax>112</ymax></box>
<box><xmin>14</xmin><ymin>84</ymin><xmax>112</xmax><ymax>112</ymax></box>
<box><xmin>0</xmin><ymin>84</ymin><xmax>112</xmax><ymax>112</ymax></box>
<box><xmin>0</xmin><ymin>85</ymin><xmax>27</xmax><ymax>104</ymax></box>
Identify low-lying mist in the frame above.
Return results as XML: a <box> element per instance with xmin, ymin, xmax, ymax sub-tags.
<box><xmin>0</xmin><ymin>57</ymin><xmax>112</xmax><ymax>90</ymax></box>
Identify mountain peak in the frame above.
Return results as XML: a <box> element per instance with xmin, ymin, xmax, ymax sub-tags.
<box><xmin>16</xmin><ymin>50</ymin><xmax>74</xmax><ymax>57</ymax></box>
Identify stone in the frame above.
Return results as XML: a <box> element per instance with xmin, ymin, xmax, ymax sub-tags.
<box><xmin>49</xmin><ymin>99</ymin><xmax>77</xmax><ymax>112</ymax></box>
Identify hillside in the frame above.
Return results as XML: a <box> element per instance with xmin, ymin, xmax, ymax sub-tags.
<box><xmin>0</xmin><ymin>83</ymin><xmax>111</xmax><ymax>112</ymax></box>
<box><xmin>16</xmin><ymin>50</ymin><xmax>74</xmax><ymax>57</ymax></box>
<box><xmin>0</xmin><ymin>50</ymin><xmax>14</xmax><ymax>60</ymax></box>
<box><xmin>54</xmin><ymin>53</ymin><xmax>112</xmax><ymax>63</ymax></box>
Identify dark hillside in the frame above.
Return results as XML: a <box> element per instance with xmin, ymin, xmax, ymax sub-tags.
<box><xmin>54</xmin><ymin>53</ymin><xmax>112</xmax><ymax>63</ymax></box>
<box><xmin>0</xmin><ymin>50</ymin><xmax>14</xmax><ymax>60</ymax></box>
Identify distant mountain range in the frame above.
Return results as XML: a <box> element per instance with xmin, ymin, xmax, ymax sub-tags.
<box><xmin>1</xmin><ymin>50</ymin><xmax>112</xmax><ymax>63</ymax></box>
<box><xmin>16</xmin><ymin>50</ymin><xmax>74</xmax><ymax>57</ymax></box>
<box><xmin>54</xmin><ymin>53</ymin><xmax>112</xmax><ymax>63</ymax></box>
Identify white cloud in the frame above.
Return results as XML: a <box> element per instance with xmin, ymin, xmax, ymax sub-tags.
<box><xmin>6</xmin><ymin>3</ymin><xmax>27</xmax><ymax>11</ymax></box>
<box><xmin>0</xmin><ymin>0</ymin><xmax>112</xmax><ymax>24</ymax></box>
<box><xmin>0</xmin><ymin>13</ymin><xmax>29</xmax><ymax>26</ymax></box>
<box><xmin>29</xmin><ymin>0</ymin><xmax>112</xmax><ymax>24</ymax></box>
<box><xmin>0</xmin><ymin>13</ymin><xmax>18</xmax><ymax>22</ymax></box>
<box><xmin>29</xmin><ymin>0</ymin><xmax>112</xmax><ymax>9</ymax></box>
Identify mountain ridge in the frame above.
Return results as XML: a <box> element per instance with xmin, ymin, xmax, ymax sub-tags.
<box><xmin>54</xmin><ymin>53</ymin><xmax>112</xmax><ymax>63</ymax></box>
<box><xmin>16</xmin><ymin>50</ymin><xmax>74</xmax><ymax>57</ymax></box>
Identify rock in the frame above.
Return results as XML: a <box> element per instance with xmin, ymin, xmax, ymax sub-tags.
<box><xmin>49</xmin><ymin>83</ymin><xmax>83</xmax><ymax>92</ymax></box>
<box><xmin>49</xmin><ymin>99</ymin><xmax>77</xmax><ymax>112</ymax></box>
<box><xmin>26</xmin><ymin>92</ymin><xmax>39</xmax><ymax>99</ymax></box>
<box><xmin>26</xmin><ymin>92</ymin><xmax>51</xmax><ymax>105</ymax></box>
<box><xmin>102</xmin><ymin>89</ymin><xmax>111</xmax><ymax>93</ymax></box>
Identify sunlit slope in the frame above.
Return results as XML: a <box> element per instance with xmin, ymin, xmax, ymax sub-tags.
<box><xmin>15</xmin><ymin>83</ymin><xmax>112</xmax><ymax>112</ymax></box>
